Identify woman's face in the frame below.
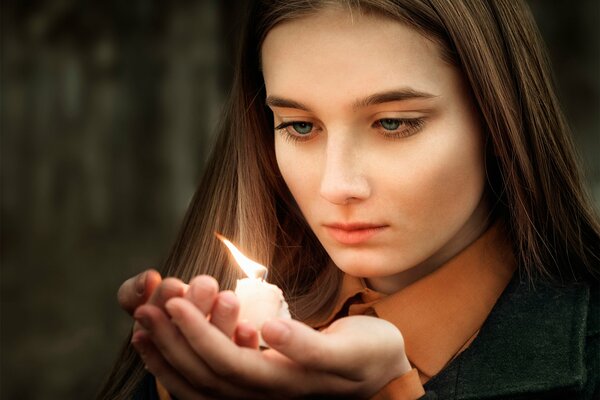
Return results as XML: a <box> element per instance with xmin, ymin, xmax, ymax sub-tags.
<box><xmin>262</xmin><ymin>7</ymin><xmax>490</xmax><ymax>293</ymax></box>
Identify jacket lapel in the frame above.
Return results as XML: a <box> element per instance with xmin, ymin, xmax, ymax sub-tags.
<box><xmin>424</xmin><ymin>275</ymin><xmax>590</xmax><ymax>399</ymax></box>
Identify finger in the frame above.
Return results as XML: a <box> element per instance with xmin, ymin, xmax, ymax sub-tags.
<box><xmin>147</xmin><ymin>277</ymin><xmax>189</xmax><ymax>309</ymax></box>
<box><xmin>234</xmin><ymin>321</ymin><xmax>259</xmax><ymax>349</ymax></box>
<box><xmin>132</xmin><ymin>332</ymin><xmax>215</xmax><ymax>400</ymax></box>
<box><xmin>134</xmin><ymin>304</ymin><xmax>218</xmax><ymax>386</ymax></box>
<box><xmin>134</xmin><ymin>278</ymin><xmax>188</xmax><ymax>335</ymax></box>
<box><xmin>185</xmin><ymin>275</ymin><xmax>219</xmax><ymax>315</ymax></box>
<box><xmin>117</xmin><ymin>269</ymin><xmax>162</xmax><ymax>315</ymax></box>
<box><xmin>209</xmin><ymin>291</ymin><xmax>239</xmax><ymax>338</ymax></box>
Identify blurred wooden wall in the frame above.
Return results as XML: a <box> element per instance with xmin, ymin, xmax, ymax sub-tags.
<box><xmin>1</xmin><ymin>1</ymin><xmax>598</xmax><ymax>399</ymax></box>
<box><xmin>2</xmin><ymin>1</ymin><xmax>243</xmax><ymax>398</ymax></box>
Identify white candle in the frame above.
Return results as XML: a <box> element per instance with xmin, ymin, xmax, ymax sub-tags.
<box><xmin>216</xmin><ymin>234</ymin><xmax>291</xmax><ymax>347</ymax></box>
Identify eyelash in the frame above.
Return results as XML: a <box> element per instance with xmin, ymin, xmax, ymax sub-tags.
<box><xmin>274</xmin><ymin>118</ymin><xmax>426</xmax><ymax>142</ymax></box>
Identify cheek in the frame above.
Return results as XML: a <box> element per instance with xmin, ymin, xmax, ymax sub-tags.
<box><xmin>390</xmin><ymin>127</ymin><xmax>486</xmax><ymax>228</ymax></box>
<box><xmin>275</xmin><ymin>140</ymin><xmax>295</xmax><ymax>192</ymax></box>
<box><xmin>275</xmin><ymin>139</ymin><xmax>317</xmax><ymax>206</ymax></box>
<box><xmin>430</xmin><ymin>144</ymin><xmax>485</xmax><ymax>216</ymax></box>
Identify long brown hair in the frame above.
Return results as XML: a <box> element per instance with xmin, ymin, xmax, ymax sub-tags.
<box><xmin>97</xmin><ymin>1</ymin><xmax>600</xmax><ymax>398</ymax></box>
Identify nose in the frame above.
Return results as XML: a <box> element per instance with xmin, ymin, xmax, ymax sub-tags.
<box><xmin>319</xmin><ymin>136</ymin><xmax>371</xmax><ymax>205</ymax></box>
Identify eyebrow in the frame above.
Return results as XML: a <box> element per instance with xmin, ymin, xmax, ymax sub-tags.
<box><xmin>265</xmin><ymin>88</ymin><xmax>437</xmax><ymax>112</ymax></box>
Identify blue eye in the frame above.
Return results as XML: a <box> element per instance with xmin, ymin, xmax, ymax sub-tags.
<box><xmin>274</xmin><ymin>121</ymin><xmax>315</xmax><ymax>142</ymax></box>
<box><xmin>380</xmin><ymin>119</ymin><xmax>401</xmax><ymax>130</ymax></box>
<box><xmin>374</xmin><ymin>117</ymin><xmax>426</xmax><ymax>139</ymax></box>
<box><xmin>291</xmin><ymin>122</ymin><xmax>313</xmax><ymax>135</ymax></box>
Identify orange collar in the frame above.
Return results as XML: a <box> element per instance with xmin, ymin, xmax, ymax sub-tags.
<box><xmin>317</xmin><ymin>223</ymin><xmax>516</xmax><ymax>379</ymax></box>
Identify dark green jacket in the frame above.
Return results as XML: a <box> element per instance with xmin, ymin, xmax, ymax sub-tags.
<box><xmin>422</xmin><ymin>276</ymin><xmax>599</xmax><ymax>399</ymax></box>
<box><xmin>134</xmin><ymin>276</ymin><xmax>599</xmax><ymax>399</ymax></box>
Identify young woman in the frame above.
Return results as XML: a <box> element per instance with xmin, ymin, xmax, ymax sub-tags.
<box><xmin>98</xmin><ymin>1</ymin><xmax>600</xmax><ymax>399</ymax></box>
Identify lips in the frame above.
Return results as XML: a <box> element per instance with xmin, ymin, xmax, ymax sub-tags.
<box><xmin>323</xmin><ymin>223</ymin><xmax>388</xmax><ymax>245</ymax></box>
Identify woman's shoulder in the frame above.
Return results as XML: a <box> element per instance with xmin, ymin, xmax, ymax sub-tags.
<box><xmin>487</xmin><ymin>274</ymin><xmax>598</xmax><ymax>346</ymax></box>
<box><xmin>478</xmin><ymin>271</ymin><xmax>599</xmax><ymax>344</ymax></box>
<box><xmin>424</xmin><ymin>274</ymin><xmax>598</xmax><ymax>399</ymax></box>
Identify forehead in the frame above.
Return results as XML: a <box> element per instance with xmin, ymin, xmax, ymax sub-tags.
<box><xmin>260</xmin><ymin>6</ymin><xmax>454</xmax><ymax>104</ymax></box>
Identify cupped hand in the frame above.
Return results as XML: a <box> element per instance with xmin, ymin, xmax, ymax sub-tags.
<box><xmin>118</xmin><ymin>271</ymin><xmax>254</xmax><ymax>346</ymax></box>
<box><xmin>133</xmin><ymin>289</ymin><xmax>412</xmax><ymax>400</ymax></box>
<box><xmin>132</xmin><ymin>276</ymin><xmax>262</xmax><ymax>399</ymax></box>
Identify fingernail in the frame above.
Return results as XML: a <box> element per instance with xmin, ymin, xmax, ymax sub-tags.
<box><xmin>191</xmin><ymin>278</ymin><xmax>215</xmax><ymax>299</ymax></box>
<box><xmin>264</xmin><ymin>320</ymin><xmax>290</xmax><ymax>345</ymax></box>
<box><xmin>238</xmin><ymin>329</ymin><xmax>251</xmax><ymax>340</ymax></box>
<box><xmin>237</xmin><ymin>323</ymin><xmax>253</xmax><ymax>340</ymax></box>
<box><xmin>136</xmin><ymin>272</ymin><xmax>147</xmax><ymax>296</ymax></box>
<box><xmin>218</xmin><ymin>297</ymin><xmax>236</xmax><ymax>315</ymax></box>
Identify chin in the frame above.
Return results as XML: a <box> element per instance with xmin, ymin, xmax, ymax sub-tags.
<box><xmin>329</xmin><ymin>243</ymin><xmax>424</xmax><ymax>277</ymax></box>
<box><xmin>330</xmin><ymin>253</ymin><xmax>400</xmax><ymax>278</ymax></box>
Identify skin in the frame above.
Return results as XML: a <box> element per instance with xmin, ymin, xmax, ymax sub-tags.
<box><xmin>123</xmin><ymin>6</ymin><xmax>491</xmax><ymax>399</ymax></box>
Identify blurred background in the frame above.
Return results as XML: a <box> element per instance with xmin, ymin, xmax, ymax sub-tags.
<box><xmin>1</xmin><ymin>1</ymin><xmax>598</xmax><ymax>399</ymax></box>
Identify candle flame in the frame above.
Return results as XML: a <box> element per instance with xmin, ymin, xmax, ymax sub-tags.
<box><xmin>215</xmin><ymin>233</ymin><xmax>268</xmax><ymax>280</ymax></box>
